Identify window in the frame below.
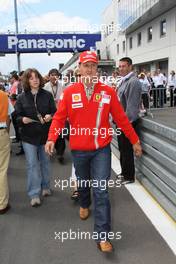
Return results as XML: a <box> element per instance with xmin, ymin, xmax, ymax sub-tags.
<box><xmin>129</xmin><ymin>37</ymin><xmax>133</xmax><ymax>49</ymax></box>
<box><xmin>160</xmin><ymin>19</ymin><xmax>166</xmax><ymax>36</ymax></box>
<box><xmin>137</xmin><ymin>32</ymin><xmax>142</xmax><ymax>46</ymax></box>
<box><xmin>117</xmin><ymin>44</ymin><xmax>119</xmax><ymax>55</ymax></box>
<box><xmin>108</xmin><ymin>22</ymin><xmax>114</xmax><ymax>35</ymax></box>
<box><xmin>97</xmin><ymin>49</ymin><xmax>101</xmax><ymax>60</ymax></box>
<box><xmin>123</xmin><ymin>40</ymin><xmax>126</xmax><ymax>52</ymax></box>
<box><xmin>148</xmin><ymin>26</ymin><xmax>152</xmax><ymax>41</ymax></box>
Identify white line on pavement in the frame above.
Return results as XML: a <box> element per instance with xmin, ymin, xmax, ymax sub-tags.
<box><xmin>111</xmin><ymin>153</ymin><xmax>176</xmax><ymax>256</ymax></box>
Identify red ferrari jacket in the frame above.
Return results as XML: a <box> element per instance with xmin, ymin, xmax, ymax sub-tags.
<box><xmin>47</xmin><ymin>81</ymin><xmax>139</xmax><ymax>151</ymax></box>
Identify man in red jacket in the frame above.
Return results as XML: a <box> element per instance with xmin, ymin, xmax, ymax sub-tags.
<box><xmin>45</xmin><ymin>51</ymin><xmax>142</xmax><ymax>252</ymax></box>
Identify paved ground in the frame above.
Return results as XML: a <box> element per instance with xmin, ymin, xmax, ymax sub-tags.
<box><xmin>148</xmin><ymin>107</ymin><xmax>176</xmax><ymax>129</ymax></box>
<box><xmin>0</xmin><ymin>143</ymin><xmax>176</xmax><ymax>264</ymax></box>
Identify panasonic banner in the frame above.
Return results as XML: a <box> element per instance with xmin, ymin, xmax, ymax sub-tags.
<box><xmin>0</xmin><ymin>34</ymin><xmax>101</xmax><ymax>53</ymax></box>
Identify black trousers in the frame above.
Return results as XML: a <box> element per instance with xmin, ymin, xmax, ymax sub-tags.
<box><xmin>153</xmin><ymin>89</ymin><xmax>158</xmax><ymax>108</ymax></box>
<box><xmin>117</xmin><ymin>120</ymin><xmax>139</xmax><ymax>181</ymax></box>
<box><xmin>55</xmin><ymin>136</ymin><xmax>66</xmax><ymax>157</ymax></box>
<box><xmin>170</xmin><ymin>87</ymin><xmax>176</xmax><ymax>107</ymax></box>
<box><xmin>142</xmin><ymin>93</ymin><xmax>149</xmax><ymax>109</ymax></box>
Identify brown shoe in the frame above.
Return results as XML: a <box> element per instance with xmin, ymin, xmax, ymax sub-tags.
<box><xmin>79</xmin><ymin>207</ymin><xmax>90</xmax><ymax>220</ymax></box>
<box><xmin>0</xmin><ymin>204</ymin><xmax>11</xmax><ymax>215</ymax></box>
<box><xmin>97</xmin><ymin>241</ymin><xmax>113</xmax><ymax>253</ymax></box>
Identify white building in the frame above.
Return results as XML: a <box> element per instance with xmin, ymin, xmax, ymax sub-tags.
<box><xmin>97</xmin><ymin>0</ymin><xmax>176</xmax><ymax>75</ymax></box>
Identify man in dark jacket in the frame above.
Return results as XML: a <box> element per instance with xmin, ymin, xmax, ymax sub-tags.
<box><xmin>117</xmin><ymin>57</ymin><xmax>142</xmax><ymax>184</ymax></box>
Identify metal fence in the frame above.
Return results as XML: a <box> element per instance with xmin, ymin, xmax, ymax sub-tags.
<box><xmin>111</xmin><ymin>117</ymin><xmax>176</xmax><ymax>221</ymax></box>
<box><xmin>147</xmin><ymin>87</ymin><xmax>176</xmax><ymax>110</ymax></box>
<box><xmin>135</xmin><ymin>118</ymin><xmax>176</xmax><ymax>221</ymax></box>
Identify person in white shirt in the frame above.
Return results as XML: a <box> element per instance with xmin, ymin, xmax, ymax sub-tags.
<box><xmin>168</xmin><ymin>71</ymin><xmax>176</xmax><ymax>107</ymax></box>
<box><xmin>163</xmin><ymin>73</ymin><xmax>168</xmax><ymax>104</ymax></box>
<box><xmin>156</xmin><ymin>69</ymin><xmax>165</xmax><ymax>108</ymax></box>
<box><xmin>151</xmin><ymin>71</ymin><xmax>158</xmax><ymax>108</ymax></box>
<box><xmin>152</xmin><ymin>70</ymin><xmax>165</xmax><ymax>108</ymax></box>
<box><xmin>139</xmin><ymin>73</ymin><xmax>150</xmax><ymax>110</ymax></box>
<box><xmin>44</xmin><ymin>69</ymin><xmax>66</xmax><ymax>164</ymax></box>
<box><xmin>44</xmin><ymin>68</ymin><xmax>63</xmax><ymax>106</ymax></box>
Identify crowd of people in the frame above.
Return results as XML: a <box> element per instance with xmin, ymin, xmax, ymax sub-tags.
<box><xmin>0</xmin><ymin>50</ymin><xmax>175</xmax><ymax>252</ymax></box>
<box><xmin>137</xmin><ymin>69</ymin><xmax>176</xmax><ymax>109</ymax></box>
<box><xmin>105</xmin><ymin>68</ymin><xmax>176</xmax><ymax>111</ymax></box>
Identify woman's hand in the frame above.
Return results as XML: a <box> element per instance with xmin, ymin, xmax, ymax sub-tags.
<box><xmin>22</xmin><ymin>117</ymin><xmax>33</xmax><ymax>124</ymax></box>
<box><xmin>43</xmin><ymin>114</ymin><xmax>52</xmax><ymax>123</ymax></box>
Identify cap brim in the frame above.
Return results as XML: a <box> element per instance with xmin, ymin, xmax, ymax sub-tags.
<box><xmin>81</xmin><ymin>59</ymin><xmax>98</xmax><ymax>64</ymax></box>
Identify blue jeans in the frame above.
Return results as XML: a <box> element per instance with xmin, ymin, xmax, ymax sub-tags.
<box><xmin>71</xmin><ymin>144</ymin><xmax>111</xmax><ymax>242</ymax></box>
<box><xmin>22</xmin><ymin>142</ymin><xmax>51</xmax><ymax>199</ymax></box>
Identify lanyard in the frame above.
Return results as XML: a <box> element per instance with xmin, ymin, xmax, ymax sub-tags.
<box><xmin>51</xmin><ymin>83</ymin><xmax>58</xmax><ymax>99</ymax></box>
<box><xmin>33</xmin><ymin>93</ymin><xmax>45</xmax><ymax>124</ymax></box>
<box><xmin>34</xmin><ymin>93</ymin><xmax>39</xmax><ymax>114</ymax></box>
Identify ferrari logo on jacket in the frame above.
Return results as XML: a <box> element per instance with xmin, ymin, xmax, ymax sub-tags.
<box><xmin>93</xmin><ymin>93</ymin><xmax>102</xmax><ymax>102</ymax></box>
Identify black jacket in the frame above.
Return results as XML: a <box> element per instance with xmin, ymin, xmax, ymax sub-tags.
<box><xmin>15</xmin><ymin>88</ymin><xmax>56</xmax><ymax>145</ymax></box>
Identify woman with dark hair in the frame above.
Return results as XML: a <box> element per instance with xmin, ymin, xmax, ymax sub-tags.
<box><xmin>15</xmin><ymin>68</ymin><xmax>56</xmax><ymax>207</ymax></box>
